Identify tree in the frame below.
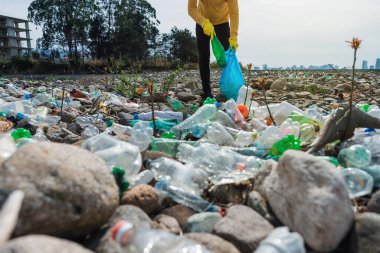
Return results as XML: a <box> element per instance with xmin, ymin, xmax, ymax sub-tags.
<box><xmin>88</xmin><ymin>14</ymin><xmax>107</xmax><ymax>59</ymax></box>
<box><xmin>113</xmin><ymin>0</ymin><xmax>160</xmax><ymax>64</ymax></box>
<box><xmin>164</xmin><ymin>27</ymin><xmax>198</xmax><ymax>63</ymax></box>
<box><xmin>28</xmin><ymin>0</ymin><xmax>98</xmax><ymax>66</ymax></box>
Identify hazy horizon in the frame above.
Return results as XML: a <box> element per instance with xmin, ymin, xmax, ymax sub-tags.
<box><xmin>2</xmin><ymin>0</ymin><xmax>380</xmax><ymax>68</ymax></box>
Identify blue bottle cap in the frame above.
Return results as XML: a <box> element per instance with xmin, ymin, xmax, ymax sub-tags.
<box><xmin>155</xmin><ymin>180</ymin><xmax>168</xmax><ymax>191</ymax></box>
<box><xmin>214</xmin><ymin>102</ymin><xmax>221</xmax><ymax>108</ymax></box>
<box><xmin>133</xmin><ymin>114</ymin><xmax>138</xmax><ymax>120</ymax></box>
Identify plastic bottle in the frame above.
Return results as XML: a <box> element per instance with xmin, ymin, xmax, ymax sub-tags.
<box><xmin>203</xmin><ymin>97</ymin><xmax>217</xmax><ymax>105</ymax></box>
<box><xmin>150</xmin><ymin>138</ymin><xmax>197</xmax><ymax>157</ymax></box>
<box><xmin>255</xmin><ymin>227</ymin><xmax>306</xmax><ymax>253</ymax></box>
<box><xmin>107</xmin><ymin>120</ymin><xmax>132</xmax><ymax>136</ymax></box>
<box><xmin>129</xmin><ymin>121</ymin><xmax>153</xmax><ymax>151</ymax></box>
<box><xmin>81</xmin><ymin>134</ymin><xmax>142</xmax><ymax>177</ymax></box>
<box><xmin>0</xmin><ymin>135</ymin><xmax>16</xmax><ymax>162</ymax></box>
<box><xmin>171</xmin><ymin>104</ymin><xmax>218</xmax><ymax>138</ymax></box>
<box><xmin>191</xmin><ymin>123</ymin><xmax>210</xmax><ymax>139</ymax></box>
<box><xmin>305</xmin><ymin>105</ymin><xmax>323</xmax><ymax>122</ymax></box>
<box><xmin>129</xmin><ymin>111</ymin><xmax>184</xmax><ymax>122</ymax></box>
<box><xmin>128</xmin><ymin>170</ymin><xmax>155</xmax><ymax>187</ymax></box>
<box><xmin>289</xmin><ymin>111</ymin><xmax>323</xmax><ymax>128</ymax></box>
<box><xmin>361</xmin><ymin>165</ymin><xmax>380</xmax><ymax>188</ymax></box>
<box><xmin>253</xmin><ymin>104</ymin><xmax>280</xmax><ymax>121</ymax></box>
<box><xmin>338</xmin><ymin>145</ymin><xmax>372</xmax><ymax>168</ymax></box>
<box><xmin>210</xmin><ymin>110</ymin><xmax>238</xmax><ymax>129</ymax></box>
<box><xmin>11</xmin><ymin>128</ymin><xmax>32</xmax><ymax>141</ymax></box>
<box><xmin>112</xmin><ymin>220</ymin><xmax>212</xmax><ymax>253</ymax></box>
<box><xmin>299</xmin><ymin>123</ymin><xmax>315</xmax><ymax>145</ymax></box>
<box><xmin>279</xmin><ymin>119</ymin><xmax>300</xmax><ymax>138</ymax></box>
<box><xmin>81</xmin><ymin>125</ymin><xmax>100</xmax><ymax>140</ymax></box>
<box><xmin>155</xmin><ymin>180</ymin><xmax>220</xmax><ymax>213</ymax></box>
<box><xmin>207</xmin><ymin>122</ymin><xmax>235</xmax><ymax>146</ymax></box>
<box><xmin>146</xmin><ymin>157</ymin><xmax>208</xmax><ymax>195</ymax></box>
<box><xmin>75</xmin><ymin>116</ymin><xmax>105</xmax><ymax>128</ymax></box>
<box><xmin>257</xmin><ymin>126</ymin><xmax>281</xmax><ymax>148</ymax></box>
<box><xmin>176</xmin><ymin>143</ymin><xmax>263</xmax><ymax>176</ymax></box>
<box><xmin>273</xmin><ymin>101</ymin><xmax>304</xmax><ymax>125</ymax></box>
<box><xmin>339</xmin><ymin>168</ymin><xmax>374</xmax><ymax>199</ymax></box>
<box><xmin>320</xmin><ymin>156</ymin><xmax>339</xmax><ymax>167</ymax></box>
<box><xmin>235</xmin><ymin>130</ymin><xmax>257</xmax><ymax>147</ymax></box>
<box><xmin>31</xmin><ymin>93</ymin><xmax>52</xmax><ymax>106</ymax></box>
<box><xmin>0</xmin><ymin>100</ymin><xmax>34</xmax><ymax>116</ymax></box>
<box><xmin>130</xmin><ymin>119</ymin><xmax>178</xmax><ymax>131</ymax></box>
<box><xmin>160</xmin><ymin>131</ymin><xmax>176</xmax><ymax>139</ymax></box>
<box><xmin>236</xmin><ymin>85</ymin><xmax>254</xmax><ymax>107</ymax></box>
<box><xmin>270</xmin><ymin>135</ymin><xmax>301</xmax><ymax>157</ymax></box>
<box><xmin>16</xmin><ymin>113</ymin><xmax>60</xmax><ymax>127</ymax></box>
<box><xmin>32</xmin><ymin>127</ymin><xmax>49</xmax><ymax>141</ymax></box>
<box><xmin>166</xmin><ymin>96</ymin><xmax>185</xmax><ymax>111</ymax></box>
<box><xmin>223</xmin><ymin>99</ymin><xmax>246</xmax><ymax>128</ymax></box>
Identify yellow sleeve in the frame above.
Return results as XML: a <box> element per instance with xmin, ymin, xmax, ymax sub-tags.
<box><xmin>188</xmin><ymin>0</ymin><xmax>206</xmax><ymax>26</ymax></box>
<box><xmin>227</xmin><ymin>0</ymin><xmax>239</xmax><ymax>38</ymax></box>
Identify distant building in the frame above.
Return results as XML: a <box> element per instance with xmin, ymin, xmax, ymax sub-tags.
<box><xmin>253</xmin><ymin>66</ymin><xmax>260</xmax><ymax>70</ymax></box>
<box><xmin>362</xmin><ymin>61</ymin><xmax>368</xmax><ymax>70</ymax></box>
<box><xmin>370</xmin><ymin>65</ymin><xmax>375</xmax><ymax>70</ymax></box>
<box><xmin>0</xmin><ymin>15</ymin><xmax>32</xmax><ymax>58</ymax></box>
<box><xmin>376</xmin><ymin>58</ymin><xmax>380</xmax><ymax>70</ymax></box>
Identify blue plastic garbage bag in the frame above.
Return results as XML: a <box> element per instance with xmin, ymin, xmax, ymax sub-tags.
<box><xmin>219</xmin><ymin>49</ymin><xmax>245</xmax><ymax>101</ymax></box>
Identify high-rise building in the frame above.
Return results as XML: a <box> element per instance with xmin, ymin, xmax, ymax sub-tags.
<box><xmin>370</xmin><ymin>65</ymin><xmax>375</xmax><ymax>70</ymax></box>
<box><xmin>376</xmin><ymin>59</ymin><xmax>380</xmax><ymax>70</ymax></box>
<box><xmin>0</xmin><ymin>15</ymin><xmax>32</xmax><ymax>59</ymax></box>
<box><xmin>362</xmin><ymin>61</ymin><xmax>368</xmax><ymax>70</ymax></box>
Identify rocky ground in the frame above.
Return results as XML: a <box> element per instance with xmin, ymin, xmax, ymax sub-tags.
<box><xmin>0</xmin><ymin>70</ymin><xmax>380</xmax><ymax>253</ymax></box>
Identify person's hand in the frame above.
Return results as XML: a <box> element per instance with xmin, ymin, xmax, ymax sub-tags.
<box><xmin>229</xmin><ymin>37</ymin><xmax>238</xmax><ymax>51</ymax></box>
<box><xmin>202</xmin><ymin>20</ymin><xmax>215</xmax><ymax>40</ymax></box>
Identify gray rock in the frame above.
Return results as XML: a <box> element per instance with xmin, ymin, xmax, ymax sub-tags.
<box><xmin>0</xmin><ymin>235</ymin><xmax>94</xmax><ymax>253</ymax></box>
<box><xmin>0</xmin><ymin>142</ymin><xmax>118</xmax><ymax>238</ymax></box>
<box><xmin>213</xmin><ymin>205</ymin><xmax>274</xmax><ymax>253</ymax></box>
<box><xmin>94</xmin><ymin>205</ymin><xmax>152</xmax><ymax>253</ymax></box>
<box><xmin>368</xmin><ymin>190</ymin><xmax>380</xmax><ymax>214</ymax></box>
<box><xmin>184</xmin><ymin>212</ymin><xmax>222</xmax><ymax>233</ymax></box>
<box><xmin>323</xmin><ymin>97</ymin><xmax>337</xmax><ymax>103</ymax></box>
<box><xmin>152</xmin><ymin>214</ymin><xmax>182</xmax><ymax>235</ymax></box>
<box><xmin>185</xmin><ymin>233</ymin><xmax>241</xmax><ymax>253</ymax></box>
<box><xmin>177</xmin><ymin>92</ymin><xmax>196</xmax><ymax>102</ymax></box>
<box><xmin>161</xmin><ymin>205</ymin><xmax>197</xmax><ymax>229</ymax></box>
<box><xmin>270</xmin><ymin>79</ymin><xmax>287</xmax><ymax>90</ymax></box>
<box><xmin>121</xmin><ymin>184</ymin><xmax>158</xmax><ymax>215</ymax></box>
<box><xmin>356</xmin><ymin>212</ymin><xmax>380</xmax><ymax>253</ymax></box>
<box><xmin>209</xmin><ymin>183</ymin><xmax>252</xmax><ymax>205</ymax></box>
<box><xmin>247</xmin><ymin>191</ymin><xmax>269</xmax><ymax>218</ymax></box>
<box><xmin>59</xmin><ymin>111</ymin><xmax>77</xmax><ymax>124</ymax></box>
<box><xmin>46</xmin><ymin>124</ymin><xmax>68</xmax><ymax>143</ymax></box>
<box><xmin>63</xmin><ymin>133</ymin><xmax>82</xmax><ymax>144</ymax></box>
<box><xmin>254</xmin><ymin>151</ymin><xmax>354</xmax><ymax>252</ymax></box>
<box><xmin>296</xmin><ymin>91</ymin><xmax>313</xmax><ymax>98</ymax></box>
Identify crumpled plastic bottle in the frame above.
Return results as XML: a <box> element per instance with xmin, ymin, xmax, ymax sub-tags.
<box><xmin>146</xmin><ymin>157</ymin><xmax>208</xmax><ymax>195</ymax></box>
<box><xmin>273</xmin><ymin>101</ymin><xmax>305</xmax><ymax>125</ymax></box>
<box><xmin>0</xmin><ymin>135</ymin><xmax>16</xmax><ymax>162</ymax></box>
<box><xmin>207</xmin><ymin>122</ymin><xmax>235</xmax><ymax>146</ymax></box>
<box><xmin>270</xmin><ymin>135</ymin><xmax>301</xmax><ymax>157</ymax></box>
<box><xmin>257</xmin><ymin>126</ymin><xmax>281</xmax><ymax>148</ymax></box>
<box><xmin>81</xmin><ymin>134</ymin><xmax>142</xmax><ymax>177</ymax></box>
<box><xmin>155</xmin><ymin>180</ymin><xmax>220</xmax><ymax>213</ymax></box>
<box><xmin>166</xmin><ymin>96</ymin><xmax>185</xmax><ymax>111</ymax></box>
<box><xmin>255</xmin><ymin>227</ymin><xmax>306</xmax><ymax>253</ymax></box>
<box><xmin>339</xmin><ymin>168</ymin><xmax>374</xmax><ymax>199</ymax></box>
<box><xmin>338</xmin><ymin>145</ymin><xmax>372</xmax><ymax>168</ymax></box>
<box><xmin>279</xmin><ymin>119</ymin><xmax>300</xmax><ymax>138</ymax></box>
<box><xmin>150</xmin><ymin>138</ymin><xmax>198</xmax><ymax>157</ymax></box>
<box><xmin>129</xmin><ymin>121</ymin><xmax>153</xmax><ymax>151</ymax></box>
<box><xmin>299</xmin><ymin>123</ymin><xmax>316</xmax><ymax>145</ymax></box>
<box><xmin>112</xmin><ymin>220</ymin><xmax>212</xmax><ymax>253</ymax></box>
<box><xmin>81</xmin><ymin>125</ymin><xmax>100</xmax><ymax>140</ymax></box>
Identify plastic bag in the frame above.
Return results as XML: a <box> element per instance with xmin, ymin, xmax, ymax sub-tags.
<box><xmin>219</xmin><ymin>49</ymin><xmax>245</xmax><ymax>101</ymax></box>
<box><xmin>211</xmin><ymin>35</ymin><xmax>226</xmax><ymax>68</ymax></box>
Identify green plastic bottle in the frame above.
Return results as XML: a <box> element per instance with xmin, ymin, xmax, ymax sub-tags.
<box><xmin>130</xmin><ymin>119</ymin><xmax>178</xmax><ymax>131</ymax></box>
<box><xmin>11</xmin><ymin>128</ymin><xmax>32</xmax><ymax>141</ymax></box>
<box><xmin>270</xmin><ymin>134</ymin><xmax>301</xmax><ymax>157</ymax></box>
<box><xmin>160</xmin><ymin>131</ymin><xmax>177</xmax><ymax>139</ymax></box>
<box><xmin>320</xmin><ymin>156</ymin><xmax>339</xmax><ymax>167</ymax></box>
<box><xmin>166</xmin><ymin>96</ymin><xmax>185</xmax><ymax>111</ymax></box>
<box><xmin>289</xmin><ymin>112</ymin><xmax>323</xmax><ymax>128</ymax></box>
<box><xmin>150</xmin><ymin>138</ymin><xmax>197</xmax><ymax>157</ymax></box>
<box><xmin>357</xmin><ymin>104</ymin><xmax>370</xmax><ymax>113</ymax></box>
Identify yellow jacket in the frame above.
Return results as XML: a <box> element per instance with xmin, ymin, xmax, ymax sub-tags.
<box><xmin>188</xmin><ymin>0</ymin><xmax>239</xmax><ymax>38</ymax></box>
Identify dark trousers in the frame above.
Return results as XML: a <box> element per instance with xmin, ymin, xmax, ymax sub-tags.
<box><xmin>196</xmin><ymin>22</ymin><xmax>230</xmax><ymax>97</ymax></box>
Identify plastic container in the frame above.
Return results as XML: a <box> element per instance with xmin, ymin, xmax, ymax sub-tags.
<box><xmin>11</xmin><ymin>128</ymin><xmax>32</xmax><ymax>141</ymax></box>
<box><xmin>279</xmin><ymin>119</ymin><xmax>300</xmax><ymax>138</ymax></box>
<box><xmin>112</xmin><ymin>220</ymin><xmax>212</xmax><ymax>253</ymax></box>
<box><xmin>210</xmin><ymin>110</ymin><xmax>238</xmax><ymax>129</ymax></box>
<box><xmin>255</xmin><ymin>227</ymin><xmax>306</xmax><ymax>253</ymax></box>
<box><xmin>299</xmin><ymin>123</ymin><xmax>316</xmax><ymax>145</ymax></box>
<box><xmin>338</xmin><ymin>145</ymin><xmax>372</xmax><ymax>168</ymax></box>
<box><xmin>166</xmin><ymin>96</ymin><xmax>185</xmax><ymax>111</ymax></box>
<box><xmin>16</xmin><ymin>113</ymin><xmax>60</xmax><ymax>127</ymax></box>
<box><xmin>130</xmin><ymin>119</ymin><xmax>178</xmax><ymax>131</ymax></box>
<box><xmin>155</xmin><ymin>180</ymin><xmax>220</xmax><ymax>213</ymax></box>
<box><xmin>81</xmin><ymin>125</ymin><xmax>100</xmax><ymax>140</ymax></box>
<box><xmin>146</xmin><ymin>157</ymin><xmax>208</xmax><ymax>195</ymax></box>
<box><xmin>107</xmin><ymin>120</ymin><xmax>132</xmax><ymax>135</ymax></box>
<box><xmin>171</xmin><ymin>104</ymin><xmax>218</xmax><ymax>138</ymax></box>
<box><xmin>129</xmin><ymin>121</ymin><xmax>153</xmax><ymax>151</ymax></box>
<box><xmin>133</xmin><ymin>111</ymin><xmax>184</xmax><ymax>122</ymax></box>
<box><xmin>81</xmin><ymin>134</ymin><xmax>142</xmax><ymax>177</ymax></box>
<box><xmin>192</xmin><ymin>123</ymin><xmax>210</xmax><ymax>139</ymax></box>
<box><xmin>32</xmin><ymin>127</ymin><xmax>49</xmax><ymax>141</ymax></box>
<box><xmin>273</xmin><ymin>101</ymin><xmax>304</xmax><ymax>125</ymax></box>
<box><xmin>236</xmin><ymin>85</ymin><xmax>254</xmax><ymax>107</ymax></box>
<box><xmin>150</xmin><ymin>138</ymin><xmax>197</xmax><ymax>157</ymax></box>
<box><xmin>128</xmin><ymin>170</ymin><xmax>155</xmax><ymax>187</ymax></box>
<box><xmin>257</xmin><ymin>126</ymin><xmax>281</xmax><ymax>148</ymax></box>
<box><xmin>0</xmin><ymin>135</ymin><xmax>16</xmax><ymax>162</ymax></box>
<box><xmin>207</xmin><ymin>122</ymin><xmax>235</xmax><ymax>146</ymax></box>
<box><xmin>339</xmin><ymin>168</ymin><xmax>374</xmax><ymax>199</ymax></box>
<box><xmin>223</xmin><ymin>99</ymin><xmax>246</xmax><ymax>127</ymax></box>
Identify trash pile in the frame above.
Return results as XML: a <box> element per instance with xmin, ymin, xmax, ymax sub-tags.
<box><xmin>1</xmin><ymin>72</ymin><xmax>380</xmax><ymax>253</ymax></box>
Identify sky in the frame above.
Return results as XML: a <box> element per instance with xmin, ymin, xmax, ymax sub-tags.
<box><xmin>2</xmin><ymin>0</ymin><xmax>380</xmax><ymax>68</ymax></box>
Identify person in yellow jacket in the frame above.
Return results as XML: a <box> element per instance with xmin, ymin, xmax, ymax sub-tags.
<box><xmin>188</xmin><ymin>0</ymin><xmax>239</xmax><ymax>100</ymax></box>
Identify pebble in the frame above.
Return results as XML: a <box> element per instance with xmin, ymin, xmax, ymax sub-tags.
<box><xmin>184</xmin><ymin>212</ymin><xmax>222</xmax><ymax>233</ymax></box>
<box><xmin>121</xmin><ymin>184</ymin><xmax>158</xmax><ymax>215</ymax></box>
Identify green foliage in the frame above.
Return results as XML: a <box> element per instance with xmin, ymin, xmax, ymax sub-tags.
<box><xmin>115</xmin><ymin>74</ymin><xmax>140</xmax><ymax>98</ymax></box>
<box><xmin>162</xmin><ymin>67</ymin><xmax>183</xmax><ymax>94</ymax></box>
<box><xmin>10</xmin><ymin>57</ymin><xmax>33</xmax><ymax>72</ymax></box>
<box><xmin>162</xmin><ymin>27</ymin><xmax>198</xmax><ymax>63</ymax></box>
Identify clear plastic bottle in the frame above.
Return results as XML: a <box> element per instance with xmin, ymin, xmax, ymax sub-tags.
<box><xmin>223</xmin><ymin>99</ymin><xmax>246</xmax><ymax>128</ymax></box>
<box><xmin>210</xmin><ymin>110</ymin><xmax>238</xmax><ymax>129</ymax></box>
<box><xmin>155</xmin><ymin>180</ymin><xmax>220</xmax><ymax>213</ymax></box>
<box><xmin>16</xmin><ymin>113</ymin><xmax>60</xmax><ymax>127</ymax></box>
<box><xmin>32</xmin><ymin>127</ymin><xmax>49</xmax><ymax>141</ymax></box>
<box><xmin>107</xmin><ymin>120</ymin><xmax>132</xmax><ymax>136</ymax></box>
<box><xmin>128</xmin><ymin>170</ymin><xmax>155</xmax><ymax>187</ymax></box>
<box><xmin>146</xmin><ymin>157</ymin><xmax>208</xmax><ymax>195</ymax></box>
<box><xmin>151</xmin><ymin>138</ymin><xmax>197</xmax><ymax>157</ymax></box>
<box><xmin>112</xmin><ymin>220</ymin><xmax>212</xmax><ymax>253</ymax></box>
<box><xmin>305</xmin><ymin>105</ymin><xmax>323</xmax><ymax>123</ymax></box>
<box><xmin>0</xmin><ymin>100</ymin><xmax>34</xmax><ymax>116</ymax></box>
<box><xmin>130</xmin><ymin>121</ymin><xmax>153</xmax><ymax>151</ymax></box>
<box><xmin>81</xmin><ymin>134</ymin><xmax>142</xmax><ymax>177</ymax></box>
<box><xmin>235</xmin><ymin>130</ymin><xmax>257</xmax><ymax>147</ymax></box>
<box><xmin>171</xmin><ymin>104</ymin><xmax>218</xmax><ymax>138</ymax></box>
<box><xmin>257</xmin><ymin>126</ymin><xmax>281</xmax><ymax>148</ymax></box>
<box><xmin>273</xmin><ymin>101</ymin><xmax>305</xmax><ymax>125</ymax></box>
<box><xmin>192</xmin><ymin>123</ymin><xmax>210</xmax><ymax>138</ymax></box>
<box><xmin>236</xmin><ymin>85</ymin><xmax>254</xmax><ymax>107</ymax></box>
<box><xmin>207</xmin><ymin>122</ymin><xmax>235</xmax><ymax>146</ymax></box>
<box><xmin>279</xmin><ymin>119</ymin><xmax>300</xmax><ymax>138</ymax></box>
<box><xmin>0</xmin><ymin>135</ymin><xmax>16</xmax><ymax>162</ymax></box>
<box><xmin>31</xmin><ymin>93</ymin><xmax>52</xmax><ymax>106</ymax></box>
<box><xmin>299</xmin><ymin>123</ymin><xmax>315</xmax><ymax>145</ymax></box>
<box><xmin>362</xmin><ymin>165</ymin><xmax>380</xmax><ymax>188</ymax></box>
<box><xmin>338</xmin><ymin>145</ymin><xmax>372</xmax><ymax>168</ymax></box>
<box><xmin>81</xmin><ymin>125</ymin><xmax>100</xmax><ymax>140</ymax></box>
<box><xmin>255</xmin><ymin>227</ymin><xmax>306</xmax><ymax>253</ymax></box>
<box><xmin>133</xmin><ymin>111</ymin><xmax>184</xmax><ymax>122</ymax></box>
<box><xmin>339</xmin><ymin>168</ymin><xmax>374</xmax><ymax>199</ymax></box>
<box><xmin>166</xmin><ymin>96</ymin><xmax>185</xmax><ymax>111</ymax></box>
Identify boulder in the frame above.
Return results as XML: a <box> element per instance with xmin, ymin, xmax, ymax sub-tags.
<box><xmin>121</xmin><ymin>185</ymin><xmax>158</xmax><ymax>215</ymax></box>
<box><xmin>0</xmin><ymin>142</ymin><xmax>118</xmax><ymax>238</ymax></box>
<box><xmin>213</xmin><ymin>205</ymin><xmax>273</xmax><ymax>253</ymax></box>
<box><xmin>152</xmin><ymin>214</ymin><xmax>182</xmax><ymax>235</ymax></box>
<box><xmin>356</xmin><ymin>212</ymin><xmax>380</xmax><ymax>253</ymax></box>
<box><xmin>270</xmin><ymin>79</ymin><xmax>287</xmax><ymax>90</ymax></box>
<box><xmin>184</xmin><ymin>212</ymin><xmax>222</xmax><ymax>233</ymax></box>
<box><xmin>368</xmin><ymin>190</ymin><xmax>380</xmax><ymax>214</ymax></box>
<box><xmin>185</xmin><ymin>233</ymin><xmax>241</xmax><ymax>253</ymax></box>
<box><xmin>161</xmin><ymin>205</ymin><xmax>197</xmax><ymax>229</ymax></box>
<box><xmin>177</xmin><ymin>92</ymin><xmax>196</xmax><ymax>102</ymax></box>
<box><xmin>254</xmin><ymin>151</ymin><xmax>354</xmax><ymax>252</ymax></box>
